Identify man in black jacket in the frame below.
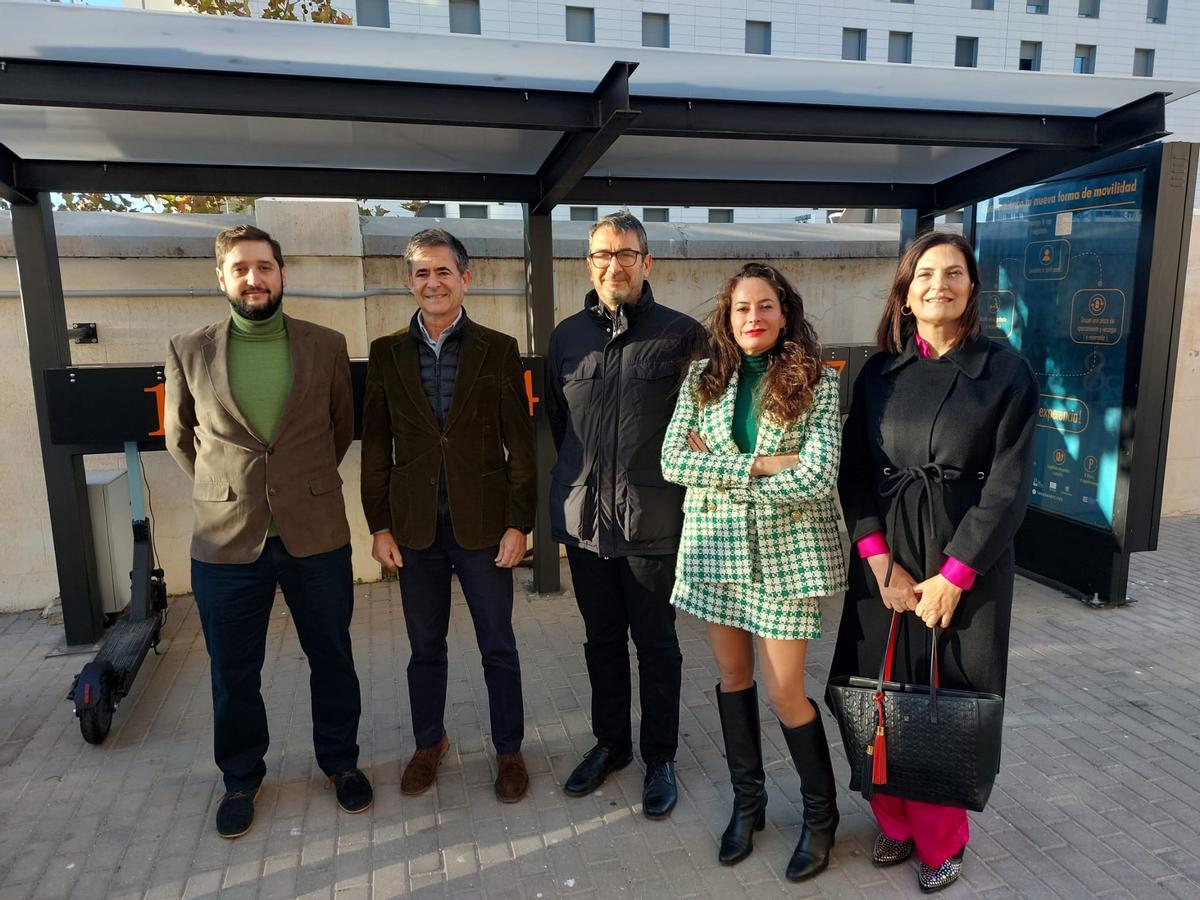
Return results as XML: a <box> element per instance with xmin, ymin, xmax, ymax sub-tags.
<box><xmin>546</xmin><ymin>211</ymin><xmax>705</xmax><ymax>819</ymax></box>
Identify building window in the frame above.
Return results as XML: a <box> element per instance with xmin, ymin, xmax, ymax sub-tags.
<box><xmin>448</xmin><ymin>0</ymin><xmax>480</xmax><ymax>34</ymax></box>
<box><xmin>972</xmin><ymin>0</ymin><xmax>995</xmax><ymax>9</ymax></box>
<box><xmin>1146</xmin><ymin>0</ymin><xmax>1167</xmax><ymax>24</ymax></box>
<box><xmin>888</xmin><ymin>31</ymin><xmax>912</xmax><ymax>64</ymax></box>
<box><xmin>1074</xmin><ymin>44</ymin><xmax>1096</xmax><ymax>74</ymax></box>
<box><xmin>415</xmin><ymin>204</ymin><xmax>446</xmax><ymax>218</ymax></box>
<box><xmin>459</xmin><ymin>204</ymin><xmax>489</xmax><ymax>219</ymax></box>
<box><xmin>569</xmin><ymin>206</ymin><xmax>598</xmax><ymax>222</ymax></box>
<box><xmin>1133</xmin><ymin>48</ymin><xmax>1155</xmax><ymax>76</ymax></box>
<box><xmin>1026</xmin><ymin>0</ymin><xmax>1048</xmax><ymax>13</ymax></box>
<box><xmin>566</xmin><ymin>7</ymin><xmax>595</xmax><ymax>43</ymax></box>
<box><xmin>642</xmin><ymin>12</ymin><xmax>669</xmax><ymax>48</ymax></box>
<box><xmin>955</xmin><ymin>36</ymin><xmax>978</xmax><ymax>68</ymax></box>
<box><xmin>709</xmin><ymin>209</ymin><xmax>734</xmax><ymax>224</ymax></box>
<box><xmin>1019</xmin><ymin>41</ymin><xmax>1042</xmax><ymax>71</ymax></box>
<box><xmin>643</xmin><ymin>207</ymin><xmax>670</xmax><ymax>223</ymax></box>
<box><xmin>1078</xmin><ymin>0</ymin><xmax>1099</xmax><ymax>16</ymax></box>
<box><xmin>355</xmin><ymin>0</ymin><xmax>388</xmax><ymax>28</ymax></box>
<box><xmin>745</xmin><ymin>21</ymin><xmax>771</xmax><ymax>55</ymax></box>
<box><xmin>842</xmin><ymin>28</ymin><xmax>867</xmax><ymax>62</ymax></box>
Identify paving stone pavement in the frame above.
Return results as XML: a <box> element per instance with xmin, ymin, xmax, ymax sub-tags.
<box><xmin>2</xmin><ymin>517</ymin><xmax>1200</xmax><ymax>899</ymax></box>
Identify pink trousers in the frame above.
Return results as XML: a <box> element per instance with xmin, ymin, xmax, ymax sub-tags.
<box><xmin>870</xmin><ymin>794</ymin><xmax>970</xmax><ymax>867</ymax></box>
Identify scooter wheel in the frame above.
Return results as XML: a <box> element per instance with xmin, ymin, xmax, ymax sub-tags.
<box><xmin>79</xmin><ymin>683</ymin><xmax>113</xmax><ymax>745</ymax></box>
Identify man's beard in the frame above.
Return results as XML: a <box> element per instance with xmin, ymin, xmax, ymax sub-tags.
<box><xmin>228</xmin><ymin>288</ymin><xmax>284</xmax><ymax>321</ymax></box>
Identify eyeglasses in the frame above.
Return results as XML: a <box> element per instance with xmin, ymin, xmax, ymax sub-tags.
<box><xmin>587</xmin><ymin>249</ymin><xmax>644</xmax><ymax>268</ymax></box>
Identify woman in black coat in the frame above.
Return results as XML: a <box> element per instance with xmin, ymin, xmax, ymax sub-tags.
<box><xmin>828</xmin><ymin>231</ymin><xmax>1037</xmax><ymax>893</ymax></box>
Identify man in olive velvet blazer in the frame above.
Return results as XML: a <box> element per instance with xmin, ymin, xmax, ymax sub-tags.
<box><xmin>360</xmin><ymin>228</ymin><xmax>536</xmax><ymax>802</ymax></box>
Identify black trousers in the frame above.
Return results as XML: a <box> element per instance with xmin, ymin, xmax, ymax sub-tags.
<box><xmin>398</xmin><ymin>516</ymin><xmax>524</xmax><ymax>755</ymax></box>
<box><xmin>192</xmin><ymin>539</ymin><xmax>361</xmax><ymax>792</ymax></box>
<box><xmin>565</xmin><ymin>546</ymin><xmax>681</xmax><ymax>763</ymax></box>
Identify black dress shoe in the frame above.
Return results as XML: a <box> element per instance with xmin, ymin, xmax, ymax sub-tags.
<box><xmin>643</xmin><ymin>760</ymin><xmax>678</xmax><ymax>820</ymax></box>
<box><xmin>216</xmin><ymin>786</ymin><xmax>260</xmax><ymax>839</ymax></box>
<box><xmin>329</xmin><ymin>768</ymin><xmax>373</xmax><ymax>813</ymax></box>
<box><xmin>564</xmin><ymin>744</ymin><xmax>633</xmax><ymax>796</ymax></box>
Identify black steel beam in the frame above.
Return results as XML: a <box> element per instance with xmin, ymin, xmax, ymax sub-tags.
<box><xmin>568</xmin><ymin>177</ymin><xmax>935</xmax><ymax>209</ymax></box>
<box><xmin>933</xmin><ymin>93</ymin><xmax>1167</xmax><ymax>213</ymax></box>
<box><xmin>532</xmin><ymin>62</ymin><xmax>640</xmax><ymax>215</ymax></box>
<box><xmin>16</xmin><ymin>160</ymin><xmax>538</xmax><ymax>202</ymax></box>
<box><xmin>0</xmin><ymin>59</ymin><xmax>595</xmax><ymax>132</ymax></box>
<box><xmin>0</xmin><ymin>142</ymin><xmax>30</xmax><ymax>204</ymax></box>
<box><xmin>521</xmin><ymin>207</ymin><xmax>560</xmax><ymax>594</ymax></box>
<box><xmin>11</xmin><ymin>194</ymin><xmax>104</xmax><ymax>646</ymax></box>
<box><xmin>630</xmin><ymin>96</ymin><xmax>1104</xmax><ymax>149</ymax></box>
<box><xmin>0</xmin><ymin>59</ymin><xmax>1124</xmax><ymax>152</ymax></box>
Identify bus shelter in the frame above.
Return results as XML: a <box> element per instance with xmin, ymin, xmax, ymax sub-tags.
<box><xmin>2</xmin><ymin>3</ymin><xmax>1197</xmax><ymax>647</ymax></box>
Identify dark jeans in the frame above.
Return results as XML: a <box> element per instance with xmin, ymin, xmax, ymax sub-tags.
<box><xmin>398</xmin><ymin>516</ymin><xmax>524</xmax><ymax>755</ymax></box>
<box><xmin>191</xmin><ymin>539</ymin><xmax>361</xmax><ymax>792</ymax></box>
<box><xmin>565</xmin><ymin>546</ymin><xmax>681</xmax><ymax>764</ymax></box>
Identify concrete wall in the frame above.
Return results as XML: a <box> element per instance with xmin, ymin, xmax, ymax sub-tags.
<box><xmin>1163</xmin><ymin>218</ymin><xmax>1200</xmax><ymax>515</ymax></box>
<box><xmin>0</xmin><ymin>202</ymin><xmax>1195</xmax><ymax>612</ymax></box>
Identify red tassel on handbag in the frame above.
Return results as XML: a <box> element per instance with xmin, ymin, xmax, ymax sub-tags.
<box><xmin>871</xmin><ymin>692</ymin><xmax>888</xmax><ymax>785</ymax></box>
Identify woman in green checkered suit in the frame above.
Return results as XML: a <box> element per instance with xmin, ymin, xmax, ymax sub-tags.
<box><xmin>661</xmin><ymin>262</ymin><xmax>846</xmax><ymax>881</ymax></box>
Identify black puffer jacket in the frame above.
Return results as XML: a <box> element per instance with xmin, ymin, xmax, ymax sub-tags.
<box><xmin>546</xmin><ymin>282</ymin><xmax>706</xmax><ymax>557</ymax></box>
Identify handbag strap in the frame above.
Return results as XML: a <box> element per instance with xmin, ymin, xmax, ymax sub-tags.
<box><xmin>875</xmin><ymin>611</ymin><xmax>941</xmax><ymax>724</ymax></box>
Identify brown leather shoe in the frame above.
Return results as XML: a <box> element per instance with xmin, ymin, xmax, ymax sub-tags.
<box><xmin>401</xmin><ymin>735</ymin><xmax>449</xmax><ymax>795</ymax></box>
<box><xmin>494</xmin><ymin>751</ymin><xmax>529</xmax><ymax>803</ymax></box>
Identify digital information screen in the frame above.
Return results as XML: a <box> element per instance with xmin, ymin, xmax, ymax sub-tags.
<box><xmin>975</xmin><ymin>168</ymin><xmax>1146</xmax><ymax>531</ymax></box>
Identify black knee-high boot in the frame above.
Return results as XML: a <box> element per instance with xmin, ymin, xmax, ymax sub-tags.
<box><xmin>715</xmin><ymin>683</ymin><xmax>767</xmax><ymax>865</ymax></box>
<box><xmin>780</xmin><ymin>702</ymin><xmax>838</xmax><ymax>881</ymax></box>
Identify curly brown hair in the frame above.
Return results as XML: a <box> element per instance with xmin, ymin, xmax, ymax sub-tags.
<box><xmin>696</xmin><ymin>262</ymin><xmax>824</xmax><ymax>426</ymax></box>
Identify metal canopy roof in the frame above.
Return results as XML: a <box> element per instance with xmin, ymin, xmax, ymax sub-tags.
<box><xmin>1</xmin><ymin>3</ymin><xmax>1196</xmax><ymax>213</ymax></box>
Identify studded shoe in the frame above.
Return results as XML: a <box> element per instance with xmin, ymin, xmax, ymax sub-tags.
<box><xmin>872</xmin><ymin>831</ymin><xmax>915</xmax><ymax>867</ymax></box>
<box><xmin>918</xmin><ymin>847</ymin><xmax>965</xmax><ymax>893</ymax></box>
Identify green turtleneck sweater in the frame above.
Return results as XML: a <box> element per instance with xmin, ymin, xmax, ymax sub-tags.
<box><xmin>228</xmin><ymin>307</ymin><xmax>292</xmax><ymax>538</ymax></box>
<box><xmin>732</xmin><ymin>351</ymin><xmax>769</xmax><ymax>453</ymax></box>
<box><xmin>227</xmin><ymin>306</ymin><xmax>293</xmax><ymax>443</ymax></box>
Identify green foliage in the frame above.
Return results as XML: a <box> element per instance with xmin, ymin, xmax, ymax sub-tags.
<box><xmin>56</xmin><ymin>193</ymin><xmax>257</xmax><ymax>213</ymax></box>
<box><xmin>173</xmin><ymin>0</ymin><xmax>352</xmax><ymax>25</ymax></box>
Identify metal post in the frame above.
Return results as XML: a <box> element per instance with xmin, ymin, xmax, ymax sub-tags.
<box><xmin>898</xmin><ymin>208</ymin><xmax>936</xmax><ymax>256</ymax></box>
<box><xmin>522</xmin><ymin>206</ymin><xmax>561</xmax><ymax>594</ymax></box>
<box><xmin>962</xmin><ymin>203</ymin><xmax>979</xmax><ymax>248</ymax></box>
<box><xmin>12</xmin><ymin>193</ymin><xmax>104</xmax><ymax>645</ymax></box>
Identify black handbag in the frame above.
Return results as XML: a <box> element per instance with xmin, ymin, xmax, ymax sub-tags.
<box><xmin>826</xmin><ymin>611</ymin><xmax>1004</xmax><ymax>812</ymax></box>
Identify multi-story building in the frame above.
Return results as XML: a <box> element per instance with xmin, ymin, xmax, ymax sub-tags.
<box><xmin>128</xmin><ymin>0</ymin><xmax>1200</xmax><ymax>220</ymax></box>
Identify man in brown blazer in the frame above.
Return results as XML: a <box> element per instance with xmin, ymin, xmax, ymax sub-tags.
<box><xmin>165</xmin><ymin>224</ymin><xmax>371</xmax><ymax>840</ymax></box>
<box><xmin>360</xmin><ymin>228</ymin><xmax>536</xmax><ymax>802</ymax></box>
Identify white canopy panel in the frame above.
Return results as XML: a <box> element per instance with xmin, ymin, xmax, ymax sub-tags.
<box><xmin>595</xmin><ymin>137</ymin><xmax>1010</xmax><ymax>184</ymax></box>
<box><xmin>0</xmin><ymin>107</ymin><xmax>561</xmax><ymax>173</ymax></box>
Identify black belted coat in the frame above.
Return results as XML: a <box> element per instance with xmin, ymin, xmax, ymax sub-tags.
<box><xmin>828</xmin><ymin>334</ymin><xmax>1038</xmax><ymax>699</ymax></box>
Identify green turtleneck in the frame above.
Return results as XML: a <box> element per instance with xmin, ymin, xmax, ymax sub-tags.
<box><xmin>732</xmin><ymin>351</ymin><xmax>769</xmax><ymax>453</ymax></box>
<box><xmin>227</xmin><ymin>306</ymin><xmax>293</xmax><ymax>445</ymax></box>
<box><xmin>228</xmin><ymin>306</ymin><xmax>292</xmax><ymax>538</ymax></box>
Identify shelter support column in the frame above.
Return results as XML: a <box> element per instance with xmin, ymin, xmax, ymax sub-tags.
<box><xmin>522</xmin><ymin>206</ymin><xmax>561</xmax><ymax>594</ymax></box>
<box><xmin>962</xmin><ymin>203</ymin><xmax>979</xmax><ymax>247</ymax></box>
<box><xmin>899</xmin><ymin>209</ymin><xmax>936</xmax><ymax>256</ymax></box>
<box><xmin>12</xmin><ymin>193</ymin><xmax>104</xmax><ymax>645</ymax></box>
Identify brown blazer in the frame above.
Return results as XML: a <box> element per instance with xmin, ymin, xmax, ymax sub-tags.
<box><xmin>360</xmin><ymin>318</ymin><xmax>536</xmax><ymax>550</ymax></box>
<box><xmin>165</xmin><ymin>315</ymin><xmax>354</xmax><ymax>564</ymax></box>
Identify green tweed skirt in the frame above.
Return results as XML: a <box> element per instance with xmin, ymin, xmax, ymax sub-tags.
<box><xmin>671</xmin><ymin>579</ymin><xmax>822</xmax><ymax>640</ymax></box>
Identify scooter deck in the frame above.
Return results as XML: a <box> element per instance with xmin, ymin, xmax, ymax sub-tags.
<box><xmin>94</xmin><ymin>614</ymin><xmax>159</xmax><ymax>696</ymax></box>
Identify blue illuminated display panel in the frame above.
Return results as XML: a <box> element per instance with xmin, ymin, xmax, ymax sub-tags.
<box><xmin>975</xmin><ymin>169</ymin><xmax>1145</xmax><ymax>531</ymax></box>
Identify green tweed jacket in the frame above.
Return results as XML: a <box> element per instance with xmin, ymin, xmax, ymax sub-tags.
<box><xmin>660</xmin><ymin>360</ymin><xmax>848</xmax><ymax>600</ymax></box>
